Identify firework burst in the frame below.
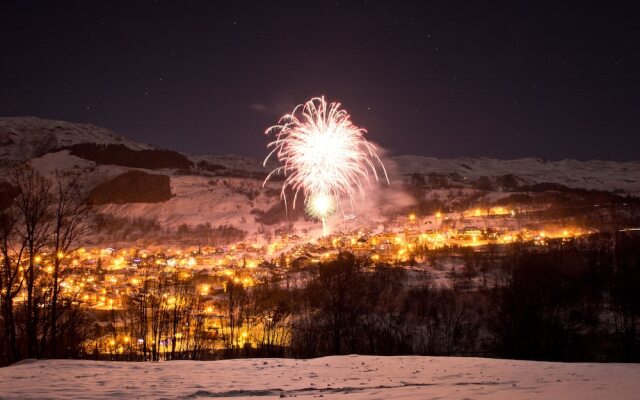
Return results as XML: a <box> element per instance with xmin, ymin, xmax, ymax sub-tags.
<box><xmin>305</xmin><ymin>193</ymin><xmax>336</xmax><ymax>220</ymax></box>
<box><xmin>263</xmin><ymin>96</ymin><xmax>388</xmax><ymax>234</ymax></box>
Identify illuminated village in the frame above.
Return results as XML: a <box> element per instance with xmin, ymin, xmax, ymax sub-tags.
<box><xmin>9</xmin><ymin>205</ymin><xmax>590</xmax><ymax>359</ymax></box>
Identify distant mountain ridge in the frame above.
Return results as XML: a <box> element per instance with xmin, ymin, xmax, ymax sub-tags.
<box><xmin>0</xmin><ymin>116</ymin><xmax>152</xmax><ymax>165</ymax></box>
<box><xmin>1</xmin><ymin>116</ymin><xmax>639</xmax><ymax>235</ymax></box>
<box><xmin>393</xmin><ymin>155</ymin><xmax>640</xmax><ymax>194</ymax></box>
<box><xmin>1</xmin><ymin>116</ymin><xmax>638</xmax><ymax>195</ymax></box>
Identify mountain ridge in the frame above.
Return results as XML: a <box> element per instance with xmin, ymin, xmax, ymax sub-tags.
<box><xmin>1</xmin><ymin>116</ymin><xmax>638</xmax><ymax>236</ymax></box>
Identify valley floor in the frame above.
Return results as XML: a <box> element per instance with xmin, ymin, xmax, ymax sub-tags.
<box><xmin>0</xmin><ymin>355</ymin><xmax>638</xmax><ymax>399</ymax></box>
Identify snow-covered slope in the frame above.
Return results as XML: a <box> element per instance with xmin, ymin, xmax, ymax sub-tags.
<box><xmin>191</xmin><ymin>153</ymin><xmax>279</xmax><ymax>173</ymax></box>
<box><xmin>0</xmin><ymin>116</ymin><xmax>152</xmax><ymax>164</ymax></box>
<box><xmin>95</xmin><ymin>175</ymin><xmax>280</xmax><ymax>230</ymax></box>
<box><xmin>2</xmin><ymin>117</ymin><xmax>640</xmax><ymax>234</ymax></box>
<box><xmin>393</xmin><ymin>155</ymin><xmax>640</xmax><ymax>193</ymax></box>
<box><xmin>0</xmin><ymin>356</ymin><xmax>638</xmax><ymax>399</ymax></box>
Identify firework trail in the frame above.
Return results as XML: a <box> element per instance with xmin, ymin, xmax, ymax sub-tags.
<box><xmin>263</xmin><ymin>96</ymin><xmax>388</xmax><ymax>234</ymax></box>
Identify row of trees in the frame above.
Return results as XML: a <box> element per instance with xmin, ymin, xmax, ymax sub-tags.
<box><xmin>86</xmin><ymin>268</ymin><xmax>293</xmax><ymax>361</ymax></box>
<box><xmin>94</xmin><ymin>233</ymin><xmax>639</xmax><ymax>362</ymax></box>
<box><xmin>0</xmin><ymin>167</ymin><xmax>89</xmax><ymax>365</ymax></box>
<box><xmin>265</xmin><ymin>234</ymin><xmax>638</xmax><ymax>360</ymax></box>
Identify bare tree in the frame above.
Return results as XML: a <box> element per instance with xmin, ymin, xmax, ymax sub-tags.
<box><xmin>47</xmin><ymin>172</ymin><xmax>91</xmax><ymax>357</ymax></box>
<box><xmin>253</xmin><ymin>282</ymin><xmax>292</xmax><ymax>356</ymax></box>
<box><xmin>307</xmin><ymin>252</ymin><xmax>365</xmax><ymax>355</ymax></box>
<box><xmin>166</xmin><ymin>270</ymin><xmax>196</xmax><ymax>360</ymax></box>
<box><xmin>224</xmin><ymin>279</ymin><xmax>248</xmax><ymax>353</ymax></box>
<box><xmin>0</xmin><ymin>206</ymin><xmax>26</xmax><ymax>364</ymax></box>
<box><xmin>11</xmin><ymin>167</ymin><xmax>53</xmax><ymax>358</ymax></box>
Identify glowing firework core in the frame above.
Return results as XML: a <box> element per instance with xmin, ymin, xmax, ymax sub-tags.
<box><xmin>264</xmin><ymin>96</ymin><xmax>388</xmax><ymax>235</ymax></box>
<box><xmin>307</xmin><ymin>193</ymin><xmax>336</xmax><ymax>220</ymax></box>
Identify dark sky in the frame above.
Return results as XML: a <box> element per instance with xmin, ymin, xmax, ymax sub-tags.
<box><xmin>1</xmin><ymin>1</ymin><xmax>639</xmax><ymax>161</ymax></box>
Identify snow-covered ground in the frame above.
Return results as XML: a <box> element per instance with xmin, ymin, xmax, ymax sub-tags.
<box><xmin>1</xmin><ymin>356</ymin><xmax>638</xmax><ymax>399</ymax></box>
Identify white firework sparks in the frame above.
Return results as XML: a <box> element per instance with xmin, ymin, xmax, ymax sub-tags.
<box><xmin>305</xmin><ymin>193</ymin><xmax>336</xmax><ymax>221</ymax></box>
<box><xmin>263</xmin><ymin>96</ymin><xmax>388</xmax><ymax>234</ymax></box>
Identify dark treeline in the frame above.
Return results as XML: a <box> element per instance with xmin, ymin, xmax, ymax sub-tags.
<box><xmin>2</xmin><ymin>230</ymin><xmax>640</xmax><ymax>364</ymax></box>
<box><xmin>0</xmin><ymin>166</ymin><xmax>91</xmax><ymax>366</ymax></box>
<box><xmin>488</xmin><ymin>234</ymin><xmax>640</xmax><ymax>361</ymax></box>
<box><xmin>66</xmin><ymin>143</ymin><xmax>193</xmax><ymax>170</ymax></box>
<box><xmin>281</xmin><ymin>236</ymin><xmax>640</xmax><ymax>361</ymax></box>
<box><xmin>78</xmin><ymin>234</ymin><xmax>640</xmax><ymax>364</ymax></box>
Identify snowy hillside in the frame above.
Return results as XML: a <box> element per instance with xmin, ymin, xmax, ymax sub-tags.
<box><xmin>96</xmin><ymin>175</ymin><xmax>282</xmax><ymax>231</ymax></box>
<box><xmin>0</xmin><ymin>117</ymin><xmax>152</xmax><ymax>164</ymax></box>
<box><xmin>2</xmin><ymin>117</ymin><xmax>640</xmax><ymax>235</ymax></box>
<box><xmin>192</xmin><ymin>153</ymin><xmax>279</xmax><ymax>174</ymax></box>
<box><xmin>393</xmin><ymin>155</ymin><xmax>640</xmax><ymax>194</ymax></box>
<box><xmin>0</xmin><ymin>356</ymin><xmax>638</xmax><ymax>399</ymax></box>
<box><xmin>3</xmin><ymin>117</ymin><xmax>639</xmax><ymax>195</ymax></box>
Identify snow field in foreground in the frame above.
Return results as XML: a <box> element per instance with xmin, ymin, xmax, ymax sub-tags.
<box><xmin>0</xmin><ymin>355</ymin><xmax>639</xmax><ymax>399</ymax></box>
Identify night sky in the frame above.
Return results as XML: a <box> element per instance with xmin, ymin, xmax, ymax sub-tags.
<box><xmin>1</xmin><ymin>1</ymin><xmax>639</xmax><ymax>161</ymax></box>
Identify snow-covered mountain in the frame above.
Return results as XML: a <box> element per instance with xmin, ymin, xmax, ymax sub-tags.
<box><xmin>192</xmin><ymin>153</ymin><xmax>279</xmax><ymax>174</ymax></box>
<box><xmin>1</xmin><ymin>116</ymin><xmax>639</xmax><ymax>236</ymax></box>
<box><xmin>393</xmin><ymin>155</ymin><xmax>640</xmax><ymax>194</ymax></box>
<box><xmin>3</xmin><ymin>116</ymin><xmax>639</xmax><ymax>194</ymax></box>
<box><xmin>0</xmin><ymin>117</ymin><xmax>152</xmax><ymax>165</ymax></box>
